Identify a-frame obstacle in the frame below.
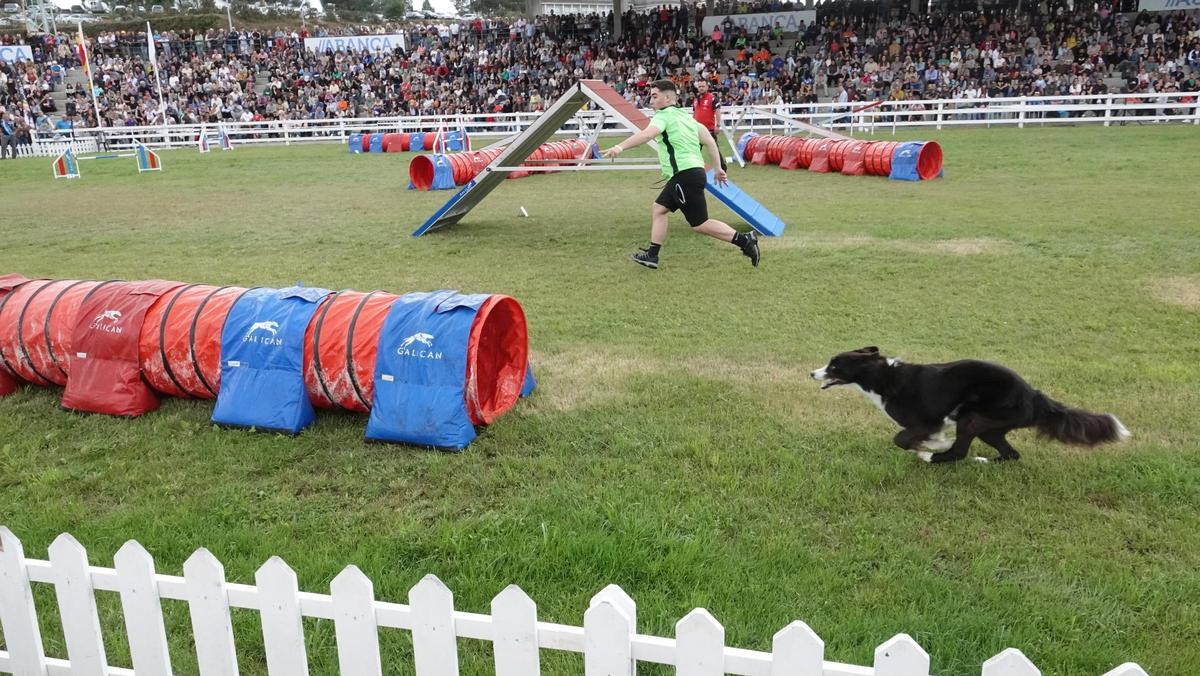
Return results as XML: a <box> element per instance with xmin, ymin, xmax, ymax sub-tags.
<box><xmin>413</xmin><ymin>80</ymin><xmax>785</xmax><ymax>238</ymax></box>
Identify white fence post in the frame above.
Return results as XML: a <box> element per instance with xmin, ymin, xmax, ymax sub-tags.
<box><xmin>114</xmin><ymin>540</ymin><xmax>174</xmax><ymax>675</ymax></box>
<box><xmin>770</xmin><ymin>620</ymin><xmax>824</xmax><ymax>675</ymax></box>
<box><xmin>874</xmin><ymin>633</ymin><xmax>930</xmax><ymax>676</ymax></box>
<box><xmin>184</xmin><ymin>548</ymin><xmax>240</xmax><ymax>676</ymax></box>
<box><xmin>675</xmin><ymin>608</ymin><xmax>724</xmax><ymax>676</ymax></box>
<box><xmin>982</xmin><ymin>648</ymin><xmax>1040</xmax><ymax>675</ymax></box>
<box><xmin>0</xmin><ymin>527</ymin><xmax>48</xmax><ymax>676</ymax></box>
<box><xmin>1018</xmin><ymin>97</ymin><xmax>1026</xmax><ymax>129</ymax></box>
<box><xmin>491</xmin><ymin>585</ymin><xmax>540</xmax><ymax>676</ymax></box>
<box><xmin>48</xmin><ymin>534</ymin><xmax>108</xmax><ymax>676</ymax></box>
<box><xmin>1101</xmin><ymin>664</ymin><xmax>1149</xmax><ymax>676</ymax></box>
<box><xmin>256</xmin><ymin>556</ymin><xmax>309</xmax><ymax>676</ymax></box>
<box><xmin>331</xmin><ymin>565</ymin><xmax>382</xmax><ymax>676</ymax></box>
<box><xmin>411</xmin><ymin>574</ymin><xmax>460</xmax><ymax>676</ymax></box>
<box><xmin>584</xmin><ymin>586</ymin><xmax>635</xmax><ymax>676</ymax></box>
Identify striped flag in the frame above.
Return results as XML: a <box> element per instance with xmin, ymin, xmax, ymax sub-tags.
<box><xmin>76</xmin><ymin>25</ymin><xmax>89</xmax><ymax>77</ymax></box>
<box><xmin>146</xmin><ymin>22</ymin><xmax>157</xmax><ymax>74</ymax></box>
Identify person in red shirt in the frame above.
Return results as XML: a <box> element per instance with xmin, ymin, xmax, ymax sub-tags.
<box><xmin>692</xmin><ymin>79</ymin><xmax>726</xmax><ymax>171</ymax></box>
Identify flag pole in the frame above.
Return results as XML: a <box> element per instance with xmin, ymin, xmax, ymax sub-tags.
<box><xmin>77</xmin><ymin>21</ymin><xmax>104</xmax><ymax>128</ymax></box>
<box><xmin>146</xmin><ymin>21</ymin><xmax>168</xmax><ymax>127</ymax></box>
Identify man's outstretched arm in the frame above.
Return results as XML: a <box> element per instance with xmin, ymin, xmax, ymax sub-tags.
<box><xmin>602</xmin><ymin>125</ymin><xmax>661</xmax><ymax>158</ymax></box>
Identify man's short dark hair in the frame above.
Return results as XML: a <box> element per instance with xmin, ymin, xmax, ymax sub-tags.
<box><xmin>650</xmin><ymin>79</ymin><xmax>677</xmax><ymax>94</ymax></box>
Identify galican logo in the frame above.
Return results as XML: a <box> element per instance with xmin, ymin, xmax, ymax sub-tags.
<box><xmin>397</xmin><ymin>332</ymin><xmax>442</xmax><ymax>360</ymax></box>
<box><xmin>243</xmin><ymin>320</ymin><xmax>283</xmax><ymax>346</ymax></box>
<box><xmin>89</xmin><ymin>309</ymin><xmax>124</xmax><ymax>334</ymax></box>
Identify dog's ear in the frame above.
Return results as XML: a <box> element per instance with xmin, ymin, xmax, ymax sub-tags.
<box><xmin>855</xmin><ymin>346</ymin><xmax>879</xmax><ymax>354</ymax></box>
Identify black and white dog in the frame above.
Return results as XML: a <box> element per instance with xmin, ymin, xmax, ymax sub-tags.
<box><xmin>810</xmin><ymin>347</ymin><xmax>1130</xmax><ymax>463</ymax></box>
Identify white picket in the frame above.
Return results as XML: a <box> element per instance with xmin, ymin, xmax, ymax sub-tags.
<box><xmin>183</xmin><ymin>548</ymin><xmax>239</xmax><ymax>676</ymax></box>
<box><xmin>982</xmin><ymin>648</ymin><xmax>1040</xmax><ymax>676</ymax></box>
<box><xmin>0</xmin><ymin>527</ymin><xmax>47</xmax><ymax>676</ymax></box>
<box><xmin>1101</xmin><ymin>664</ymin><xmax>1149</xmax><ymax>676</ymax></box>
<box><xmin>770</xmin><ymin>620</ymin><xmax>824</xmax><ymax>676</ymax></box>
<box><xmin>47</xmin><ymin>534</ymin><xmax>108</xmax><ymax>676</ymax></box>
<box><xmin>114</xmin><ymin>540</ymin><xmax>174</xmax><ymax>676</ymax></box>
<box><xmin>330</xmin><ymin>565</ymin><xmax>382</xmax><ymax>676</ymax></box>
<box><xmin>584</xmin><ymin>599</ymin><xmax>634</xmax><ymax>676</ymax></box>
<box><xmin>491</xmin><ymin>585</ymin><xmax>540</xmax><ymax>676</ymax></box>
<box><xmin>410</xmin><ymin>574</ymin><xmax>459</xmax><ymax>676</ymax></box>
<box><xmin>589</xmin><ymin>585</ymin><xmax>636</xmax><ymax>633</ymax></box>
<box><xmin>255</xmin><ymin>556</ymin><xmax>308</xmax><ymax>676</ymax></box>
<box><xmin>874</xmin><ymin>634</ymin><xmax>930</xmax><ymax>676</ymax></box>
<box><xmin>675</xmin><ymin>608</ymin><xmax>724</xmax><ymax>676</ymax></box>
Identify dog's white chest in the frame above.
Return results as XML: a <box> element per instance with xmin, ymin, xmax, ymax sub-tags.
<box><xmin>849</xmin><ymin>384</ymin><xmax>897</xmax><ymax>425</ymax></box>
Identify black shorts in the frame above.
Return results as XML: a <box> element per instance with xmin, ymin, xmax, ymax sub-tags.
<box><xmin>655</xmin><ymin>167</ymin><xmax>709</xmax><ymax>227</ymax></box>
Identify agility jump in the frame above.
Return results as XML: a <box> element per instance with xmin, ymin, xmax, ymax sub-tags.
<box><xmin>52</xmin><ymin>143</ymin><xmax>162</xmax><ymax>179</ymax></box>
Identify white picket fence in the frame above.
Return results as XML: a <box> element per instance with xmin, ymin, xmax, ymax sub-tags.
<box><xmin>15</xmin><ymin>138</ymin><xmax>99</xmax><ymax>159</ymax></box>
<box><xmin>0</xmin><ymin>528</ymin><xmax>1150</xmax><ymax>676</ymax></box>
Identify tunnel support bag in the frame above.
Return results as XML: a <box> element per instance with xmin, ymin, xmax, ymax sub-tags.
<box><xmin>211</xmin><ymin>286</ymin><xmax>332</xmax><ymax>434</ymax></box>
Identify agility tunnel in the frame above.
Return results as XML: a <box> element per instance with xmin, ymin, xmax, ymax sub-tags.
<box><xmin>408</xmin><ymin>138</ymin><xmax>596</xmax><ymax>191</ymax></box>
<box><xmin>348</xmin><ymin>130</ymin><xmax>471</xmax><ymax>154</ymax></box>
<box><xmin>737</xmin><ymin>133</ymin><xmax>942</xmax><ymax>180</ymax></box>
<box><xmin>0</xmin><ymin>274</ymin><xmax>530</xmax><ymax>449</ymax></box>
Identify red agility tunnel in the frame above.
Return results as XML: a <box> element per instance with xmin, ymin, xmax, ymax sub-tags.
<box><xmin>383</xmin><ymin>133</ymin><xmax>409</xmax><ymax>152</ymax></box>
<box><xmin>737</xmin><ymin>133</ymin><xmax>942</xmax><ymax>180</ymax></box>
<box><xmin>408</xmin><ymin>139</ymin><xmax>592</xmax><ymax>191</ymax></box>
<box><xmin>0</xmin><ymin>276</ymin><xmax>529</xmax><ymax>429</ymax></box>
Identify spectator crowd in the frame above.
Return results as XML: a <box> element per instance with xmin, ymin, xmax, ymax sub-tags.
<box><xmin>1</xmin><ymin>0</ymin><xmax>1197</xmax><ymax>152</ymax></box>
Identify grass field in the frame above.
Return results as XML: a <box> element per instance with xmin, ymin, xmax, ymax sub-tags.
<box><xmin>1</xmin><ymin>125</ymin><xmax>1199</xmax><ymax>675</ymax></box>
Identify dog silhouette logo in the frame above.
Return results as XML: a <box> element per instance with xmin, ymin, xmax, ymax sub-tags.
<box><xmin>248</xmin><ymin>320</ymin><xmax>280</xmax><ymax>336</ymax></box>
<box><xmin>400</xmin><ymin>332</ymin><xmax>435</xmax><ymax>349</ymax></box>
<box><xmin>96</xmin><ymin>309</ymin><xmax>122</xmax><ymax>322</ymax></box>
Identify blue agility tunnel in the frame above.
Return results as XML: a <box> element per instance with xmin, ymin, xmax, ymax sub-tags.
<box><xmin>348</xmin><ymin>134</ymin><xmax>363</xmax><ymax>153</ymax></box>
<box><xmin>366</xmin><ymin>290</ymin><xmax>528</xmax><ymax>450</ymax></box>
<box><xmin>212</xmin><ymin>286</ymin><xmax>333</xmax><ymax>434</ymax></box>
<box><xmin>889</xmin><ymin>141</ymin><xmax>944</xmax><ymax>181</ymax></box>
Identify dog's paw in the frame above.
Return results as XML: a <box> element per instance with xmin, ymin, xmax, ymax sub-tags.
<box><xmin>919</xmin><ymin>435</ymin><xmax>954</xmax><ymax>451</ymax></box>
<box><xmin>915</xmin><ymin>451</ymin><xmax>933</xmax><ymax>463</ymax></box>
<box><xmin>973</xmin><ymin>457</ymin><xmax>990</xmax><ymax>464</ymax></box>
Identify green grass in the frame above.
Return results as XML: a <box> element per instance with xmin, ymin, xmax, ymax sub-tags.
<box><xmin>1</xmin><ymin>125</ymin><xmax>1199</xmax><ymax>675</ymax></box>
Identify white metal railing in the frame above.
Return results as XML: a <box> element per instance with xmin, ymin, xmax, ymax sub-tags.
<box><xmin>20</xmin><ymin>91</ymin><xmax>1199</xmax><ymax>156</ymax></box>
<box><xmin>0</xmin><ymin>528</ymin><xmax>1152</xmax><ymax>676</ymax></box>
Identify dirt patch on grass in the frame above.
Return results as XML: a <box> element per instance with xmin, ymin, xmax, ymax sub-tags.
<box><xmin>523</xmin><ymin>349</ymin><xmax>655</xmax><ymax>412</ymax></box>
<box><xmin>679</xmin><ymin>358</ymin><xmax>811</xmax><ymax>388</ymax></box>
<box><xmin>1150</xmin><ymin>276</ymin><xmax>1200</xmax><ymax>310</ymax></box>
<box><xmin>767</xmin><ymin>236</ymin><xmax>1013</xmax><ymax>255</ymax></box>
<box><xmin>907</xmin><ymin>238</ymin><xmax>1013</xmax><ymax>255</ymax></box>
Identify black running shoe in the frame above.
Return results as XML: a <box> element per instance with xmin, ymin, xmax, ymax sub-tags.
<box><xmin>739</xmin><ymin>231</ymin><xmax>760</xmax><ymax>267</ymax></box>
<box><xmin>631</xmin><ymin>249</ymin><xmax>659</xmax><ymax>269</ymax></box>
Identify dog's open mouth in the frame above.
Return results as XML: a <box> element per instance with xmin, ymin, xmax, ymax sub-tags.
<box><xmin>819</xmin><ymin>379</ymin><xmax>845</xmax><ymax>390</ymax></box>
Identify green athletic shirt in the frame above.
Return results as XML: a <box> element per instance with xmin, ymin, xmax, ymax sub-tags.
<box><xmin>649</xmin><ymin>106</ymin><xmax>707</xmax><ymax>180</ymax></box>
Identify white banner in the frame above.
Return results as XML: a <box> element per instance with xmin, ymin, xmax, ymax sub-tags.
<box><xmin>1138</xmin><ymin>0</ymin><xmax>1199</xmax><ymax>9</ymax></box>
<box><xmin>0</xmin><ymin>44</ymin><xmax>34</xmax><ymax>63</ymax></box>
<box><xmin>304</xmin><ymin>33</ymin><xmax>407</xmax><ymax>54</ymax></box>
<box><xmin>702</xmin><ymin>10</ymin><xmax>817</xmax><ymax>35</ymax></box>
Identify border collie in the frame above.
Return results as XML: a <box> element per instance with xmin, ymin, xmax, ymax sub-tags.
<box><xmin>810</xmin><ymin>347</ymin><xmax>1130</xmax><ymax>463</ymax></box>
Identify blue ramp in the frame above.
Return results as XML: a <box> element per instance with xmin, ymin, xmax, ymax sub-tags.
<box><xmin>705</xmin><ymin>170</ymin><xmax>786</xmax><ymax>237</ymax></box>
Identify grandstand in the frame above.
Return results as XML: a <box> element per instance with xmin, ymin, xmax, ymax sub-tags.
<box><xmin>2</xmin><ymin>2</ymin><xmax>1196</xmax><ymax>134</ymax></box>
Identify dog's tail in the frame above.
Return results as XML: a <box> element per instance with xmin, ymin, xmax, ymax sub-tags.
<box><xmin>1032</xmin><ymin>392</ymin><xmax>1131</xmax><ymax>446</ymax></box>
